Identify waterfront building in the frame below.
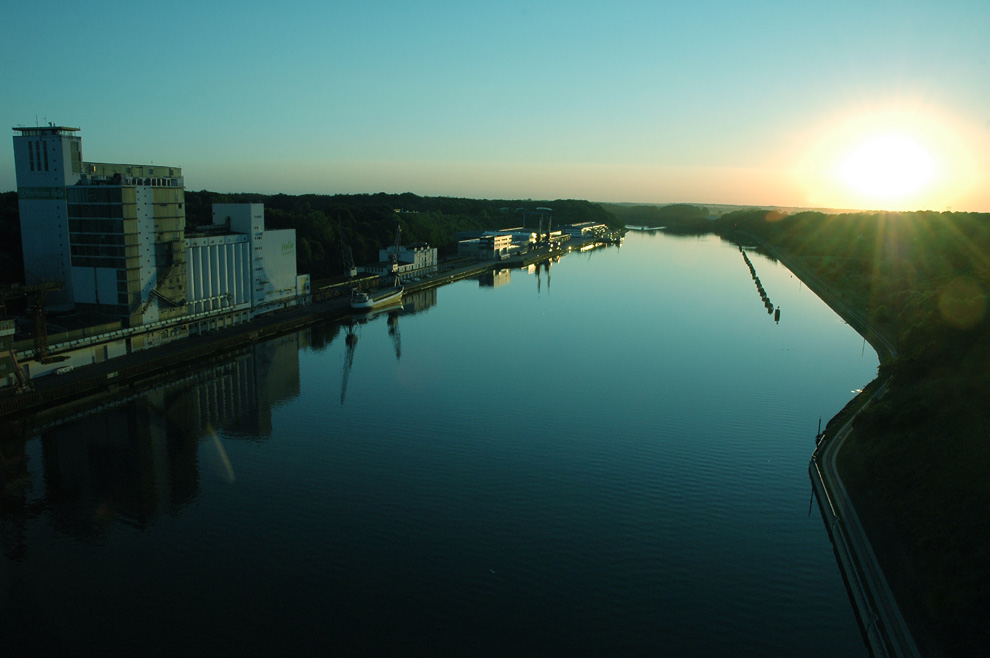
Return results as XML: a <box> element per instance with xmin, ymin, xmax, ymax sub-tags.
<box><xmin>362</xmin><ymin>242</ymin><xmax>438</xmax><ymax>279</ymax></box>
<box><xmin>186</xmin><ymin>204</ymin><xmax>309</xmax><ymax>334</ymax></box>
<box><xmin>457</xmin><ymin>231</ymin><xmax>520</xmax><ymax>260</ymax></box>
<box><xmin>457</xmin><ymin>238</ymin><xmax>482</xmax><ymax>259</ymax></box>
<box><xmin>479</xmin><ymin>232</ymin><xmax>515</xmax><ymax>260</ymax></box>
<box><xmin>12</xmin><ymin>125</ymin><xmax>188</xmax><ymax>334</ymax></box>
<box><xmin>561</xmin><ymin>222</ymin><xmax>608</xmax><ymax>238</ymax></box>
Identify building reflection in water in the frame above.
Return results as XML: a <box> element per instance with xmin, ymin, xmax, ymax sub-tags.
<box><xmin>0</xmin><ymin>330</ymin><xmax>309</xmax><ymax>560</ymax></box>
<box><xmin>401</xmin><ymin>287</ymin><xmax>438</xmax><ymax>314</ymax></box>
<box><xmin>479</xmin><ymin>268</ymin><xmax>511</xmax><ymax>288</ymax></box>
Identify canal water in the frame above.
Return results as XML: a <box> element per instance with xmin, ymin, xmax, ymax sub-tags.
<box><xmin>0</xmin><ymin>231</ymin><xmax>876</xmax><ymax>656</ymax></box>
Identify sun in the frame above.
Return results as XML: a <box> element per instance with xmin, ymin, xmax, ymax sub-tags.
<box><xmin>837</xmin><ymin>133</ymin><xmax>936</xmax><ymax>201</ymax></box>
<box><xmin>797</xmin><ymin>103</ymin><xmax>977</xmax><ymax>211</ymax></box>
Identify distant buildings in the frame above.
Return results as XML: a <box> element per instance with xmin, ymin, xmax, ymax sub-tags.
<box><xmin>361</xmin><ymin>242</ymin><xmax>438</xmax><ymax>279</ymax></box>
<box><xmin>561</xmin><ymin>222</ymin><xmax>610</xmax><ymax>238</ymax></box>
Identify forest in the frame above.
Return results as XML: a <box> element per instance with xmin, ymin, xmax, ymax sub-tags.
<box><xmin>599</xmin><ymin>202</ymin><xmax>713</xmax><ymax>233</ymax></box>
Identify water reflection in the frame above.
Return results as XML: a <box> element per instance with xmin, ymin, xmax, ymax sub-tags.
<box><xmin>529</xmin><ymin>258</ymin><xmax>556</xmax><ymax>294</ymax></box>
<box><xmin>0</xmin><ymin>331</ymin><xmax>308</xmax><ymax>559</ymax></box>
<box><xmin>339</xmin><ymin>288</ymin><xmax>438</xmax><ymax>403</ymax></box>
<box><xmin>479</xmin><ymin>268</ymin><xmax>511</xmax><ymax>288</ymax></box>
<box><xmin>0</xmin><ymin>232</ymin><xmax>875</xmax><ymax>654</ymax></box>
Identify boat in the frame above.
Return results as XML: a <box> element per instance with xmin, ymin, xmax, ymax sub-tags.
<box><xmin>350</xmin><ymin>286</ymin><xmax>403</xmax><ymax>311</ymax></box>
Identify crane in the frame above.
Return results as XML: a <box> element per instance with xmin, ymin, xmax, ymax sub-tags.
<box><xmin>338</xmin><ymin>215</ymin><xmax>357</xmax><ymax>279</ymax></box>
<box><xmin>0</xmin><ymin>280</ymin><xmax>62</xmax><ymax>364</ymax></box>
<box><xmin>390</xmin><ymin>224</ymin><xmax>402</xmax><ymax>280</ymax></box>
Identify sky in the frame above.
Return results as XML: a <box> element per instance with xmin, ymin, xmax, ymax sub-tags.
<box><xmin>2</xmin><ymin>0</ymin><xmax>989</xmax><ymax>211</ymax></box>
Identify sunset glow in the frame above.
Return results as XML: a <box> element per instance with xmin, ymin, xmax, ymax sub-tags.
<box><xmin>838</xmin><ymin>133</ymin><xmax>936</xmax><ymax>203</ymax></box>
<box><xmin>797</xmin><ymin>103</ymin><xmax>978</xmax><ymax>211</ymax></box>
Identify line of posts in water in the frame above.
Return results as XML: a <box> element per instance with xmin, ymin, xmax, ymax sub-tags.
<box><xmin>740</xmin><ymin>247</ymin><xmax>780</xmax><ymax>323</ymax></box>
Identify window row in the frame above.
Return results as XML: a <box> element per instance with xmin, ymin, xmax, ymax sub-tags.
<box><xmin>71</xmin><ymin>245</ymin><xmax>125</xmax><ymax>258</ymax></box>
<box><xmin>27</xmin><ymin>141</ymin><xmax>49</xmax><ymax>172</ymax></box>
<box><xmin>69</xmin><ymin>219</ymin><xmax>123</xmax><ymax>234</ymax></box>
<box><xmin>67</xmin><ymin>187</ymin><xmax>124</xmax><ymax>203</ymax></box>
<box><xmin>72</xmin><ymin>256</ymin><xmax>126</xmax><ymax>269</ymax></box>
<box><xmin>71</xmin><ymin>233</ymin><xmax>125</xmax><ymax>246</ymax></box>
<box><xmin>68</xmin><ymin>203</ymin><xmax>125</xmax><ymax>219</ymax></box>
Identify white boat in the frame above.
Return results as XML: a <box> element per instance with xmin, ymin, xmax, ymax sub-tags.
<box><xmin>350</xmin><ymin>286</ymin><xmax>403</xmax><ymax>311</ymax></box>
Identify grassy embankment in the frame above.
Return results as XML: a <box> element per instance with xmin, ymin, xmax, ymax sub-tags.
<box><xmin>612</xmin><ymin>204</ymin><xmax>990</xmax><ymax>657</ymax></box>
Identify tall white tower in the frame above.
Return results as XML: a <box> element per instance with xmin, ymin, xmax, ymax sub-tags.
<box><xmin>12</xmin><ymin>125</ymin><xmax>83</xmax><ymax>310</ymax></box>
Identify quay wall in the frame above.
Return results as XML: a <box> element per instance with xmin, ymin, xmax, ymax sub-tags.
<box><xmin>0</xmin><ymin>244</ymin><xmax>584</xmax><ymax>421</ymax></box>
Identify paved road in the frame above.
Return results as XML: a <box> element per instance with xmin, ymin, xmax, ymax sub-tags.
<box><xmin>811</xmin><ymin>380</ymin><xmax>921</xmax><ymax>658</ymax></box>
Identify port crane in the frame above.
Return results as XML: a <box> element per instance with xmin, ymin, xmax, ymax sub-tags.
<box><xmin>338</xmin><ymin>215</ymin><xmax>357</xmax><ymax>279</ymax></box>
<box><xmin>389</xmin><ymin>224</ymin><xmax>402</xmax><ymax>282</ymax></box>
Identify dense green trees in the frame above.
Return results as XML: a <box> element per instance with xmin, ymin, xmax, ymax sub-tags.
<box><xmin>601</xmin><ymin>202</ymin><xmax>712</xmax><ymax>232</ymax></box>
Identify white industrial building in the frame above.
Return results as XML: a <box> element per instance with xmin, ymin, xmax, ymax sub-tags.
<box><xmin>458</xmin><ymin>231</ymin><xmax>522</xmax><ymax>260</ymax></box>
<box><xmin>186</xmin><ymin>204</ymin><xmax>309</xmax><ymax>334</ymax></box>
<box><xmin>481</xmin><ymin>232</ymin><xmax>515</xmax><ymax>260</ymax></box>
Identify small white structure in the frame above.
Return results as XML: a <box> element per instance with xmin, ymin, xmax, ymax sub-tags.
<box><xmin>363</xmin><ymin>242</ymin><xmax>438</xmax><ymax>279</ymax></box>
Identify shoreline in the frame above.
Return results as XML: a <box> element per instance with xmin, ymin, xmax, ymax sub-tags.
<box><xmin>743</xmin><ymin>234</ymin><xmax>922</xmax><ymax>657</ymax></box>
<box><xmin>0</xmin><ymin>243</ymin><xmax>593</xmax><ymax>423</ymax></box>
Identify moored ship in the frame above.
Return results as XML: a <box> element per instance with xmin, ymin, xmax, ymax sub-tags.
<box><xmin>350</xmin><ymin>286</ymin><xmax>403</xmax><ymax>311</ymax></box>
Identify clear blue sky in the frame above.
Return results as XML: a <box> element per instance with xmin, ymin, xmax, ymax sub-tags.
<box><xmin>3</xmin><ymin>0</ymin><xmax>989</xmax><ymax>211</ymax></box>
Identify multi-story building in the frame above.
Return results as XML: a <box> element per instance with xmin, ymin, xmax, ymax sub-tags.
<box><xmin>479</xmin><ymin>232</ymin><xmax>515</xmax><ymax>260</ymax></box>
<box><xmin>12</xmin><ymin>125</ymin><xmax>187</xmax><ymax>330</ymax></box>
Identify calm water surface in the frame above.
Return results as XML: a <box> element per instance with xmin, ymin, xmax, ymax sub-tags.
<box><xmin>1</xmin><ymin>231</ymin><xmax>876</xmax><ymax>656</ymax></box>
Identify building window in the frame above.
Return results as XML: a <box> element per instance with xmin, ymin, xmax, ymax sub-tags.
<box><xmin>43</xmin><ymin>144</ymin><xmax>49</xmax><ymax>171</ymax></box>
